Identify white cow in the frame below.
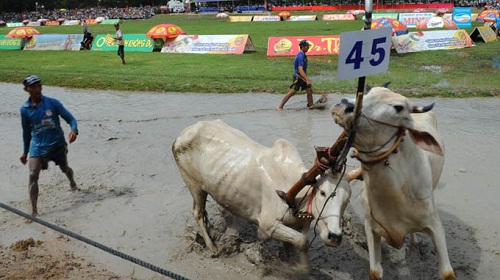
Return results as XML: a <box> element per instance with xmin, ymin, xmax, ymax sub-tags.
<box><xmin>172</xmin><ymin>120</ymin><xmax>351</xmax><ymax>271</ymax></box>
<box><xmin>331</xmin><ymin>87</ymin><xmax>455</xmax><ymax>280</ymax></box>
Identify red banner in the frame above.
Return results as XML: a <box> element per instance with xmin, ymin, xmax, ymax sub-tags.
<box><xmin>267</xmin><ymin>35</ymin><xmax>340</xmax><ymax>56</ymax></box>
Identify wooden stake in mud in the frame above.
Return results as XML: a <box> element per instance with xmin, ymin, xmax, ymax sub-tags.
<box><xmin>334</xmin><ymin>0</ymin><xmax>373</xmax><ymax>169</ymax></box>
<box><xmin>281</xmin><ymin>0</ymin><xmax>373</xmax><ymax>209</ymax></box>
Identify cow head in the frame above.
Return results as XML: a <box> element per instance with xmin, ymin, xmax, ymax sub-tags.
<box><xmin>331</xmin><ymin>86</ymin><xmax>443</xmax><ymax>156</ymax></box>
<box><xmin>310</xmin><ymin>169</ymin><xmax>351</xmax><ymax>247</ymax></box>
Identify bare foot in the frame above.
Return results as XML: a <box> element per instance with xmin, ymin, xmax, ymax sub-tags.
<box><xmin>24</xmin><ymin>212</ymin><xmax>38</xmax><ymax>223</ymax></box>
<box><xmin>277</xmin><ymin>107</ymin><xmax>283</xmax><ymax>111</ymax></box>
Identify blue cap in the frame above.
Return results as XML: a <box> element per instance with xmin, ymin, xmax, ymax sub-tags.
<box><xmin>23</xmin><ymin>75</ymin><xmax>42</xmax><ymax>87</ymax></box>
<box><xmin>299</xmin><ymin>40</ymin><xmax>310</xmax><ymax>47</ymax></box>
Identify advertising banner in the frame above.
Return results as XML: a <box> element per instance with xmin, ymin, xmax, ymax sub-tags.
<box><xmin>101</xmin><ymin>19</ymin><xmax>120</xmax><ymax>25</ymax></box>
<box><xmin>92</xmin><ymin>34</ymin><xmax>154</xmax><ymax>52</ymax></box>
<box><xmin>161</xmin><ymin>35</ymin><xmax>256</xmax><ymax>54</ymax></box>
<box><xmin>26</xmin><ymin>21</ymin><xmax>41</xmax><ymax>27</ymax></box>
<box><xmin>392</xmin><ymin>30</ymin><xmax>474</xmax><ymax>53</ymax></box>
<box><xmin>288</xmin><ymin>15</ymin><xmax>318</xmax><ymax>21</ymax></box>
<box><xmin>469</xmin><ymin>26</ymin><xmax>498</xmax><ymax>43</ymax></box>
<box><xmin>253</xmin><ymin>16</ymin><xmax>281</xmax><ymax>22</ymax></box>
<box><xmin>370</xmin><ymin>13</ymin><xmax>399</xmax><ymax>20</ymax></box>
<box><xmin>0</xmin><ymin>35</ymin><xmax>24</xmax><ymax>50</ymax></box>
<box><xmin>322</xmin><ymin>14</ymin><xmax>355</xmax><ymax>21</ymax></box>
<box><xmin>453</xmin><ymin>7</ymin><xmax>472</xmax><ymax>28</ymax></box>
<box><xmin>399</xmin><ymin>13</ymin><xmax>434</xmax><ymax>27</ymax></box>
<box><xmin>28</xmin><ymin>21</ymin><xmax>42</xmax><ymax>27</ymax></box>
<box><xmin>267</xmin><ymin>35</ymin><xmax>340</xmax><ymax>56</ymax></box>
<box><xmin>6</xmin><ymin>22</ymin><xmax>24</xmax><ymax>27</ymax></box>
<box><xmin>228</xmin><ymin>16</ymin><xmax>253</xmax><ymax>22</ymax></box>
<box><xmin>62</xmin><ymin>20</ymin><xmax>81</xmax><ymax>26</ymax></box>
<box><xmin>45</xmin><ymin>21</ymin><xmax>61</xmax><ymax>26</ymax></box>
<box><xmin>24</xmin><ymin>34</ymin><xmax>84</xmax><ymax>51</ymax></box>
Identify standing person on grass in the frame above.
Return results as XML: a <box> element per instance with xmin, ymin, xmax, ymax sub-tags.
<box><xmin>19</xmin><ymin>75</ymin><xmax>79</xmax><ymax>223</ymax></box>
<box><xmin>114</xmin><ymin>22</ymin><xmax>125</xmax><ymax>65</ymax></box>
<box><xmin>277</xmin><ymin>39</ymin><xmax>313</xmax><ymax>111</ymax></box>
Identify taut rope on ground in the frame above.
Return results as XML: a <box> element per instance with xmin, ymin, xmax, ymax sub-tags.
<box><xmin>0</xmin><ymin>201</ymin><xmax>190</xmax><ymax>280</ymax></box>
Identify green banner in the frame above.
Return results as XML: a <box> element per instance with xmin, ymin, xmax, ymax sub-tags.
<box><xmin>368</xmin><ymin>13</ymin><xmax>399</xmax><ymax>20</ymax></box>
<box><xmin>91</xmin><ymin>34</ymin><xmax>154</xmax><ymax>52</ymax></box>
<box><xmin>0</xmin><ymin>35</ymin><xmax>24</xmax><ymax>50</ymax></box>
<box><xmin>101</xmin><ymin>19</ymin><xmax>120</xmax><ymax>25</ymax></box>
<box><xmin>6</xmin><ymin>22</ymin><xmax>24</xmax><ymax>27</ymax></box>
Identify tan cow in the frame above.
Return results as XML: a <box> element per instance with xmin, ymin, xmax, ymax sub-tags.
<box><xmin>172</xmin><ymin>120</ymin><xmax>351</xmax><ymax>271</ymax></box>
<box><xmin>331</xmin><ymin>87</ymin><xmax>455</xmax><ymax>280</ymax></box>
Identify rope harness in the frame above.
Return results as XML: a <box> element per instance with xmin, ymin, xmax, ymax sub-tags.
<box><xmin>351</xmin><ymin>115</ymin><xmax>406</xmax><ymax>166</ymax></box>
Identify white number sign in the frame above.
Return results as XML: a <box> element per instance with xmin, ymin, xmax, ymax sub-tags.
<box><xmin>337</xmin><ymin>27</ymin><xmax>392</xmax><ymax>80</ymax></box>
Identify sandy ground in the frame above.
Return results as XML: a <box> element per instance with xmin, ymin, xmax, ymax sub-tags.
<box><xmin>0</xmin><ymin>82</ymin><xmax>499</xmax><ymax>280</ymax></box>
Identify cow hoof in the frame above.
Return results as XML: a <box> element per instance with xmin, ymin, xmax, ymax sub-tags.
<box><xmin>369</xmin><ymin>270</ymin><xmax>382</xmax><ymax>280</ymax></box>
<box><xmin>442</xmin><ymin>270</ymin><xmax>456</xmax><ymax>280</ymax></box>
<box><xmin>210</xmin><ymin>248</ymin><xmax>222</xmax><ymax>258</ymax></box>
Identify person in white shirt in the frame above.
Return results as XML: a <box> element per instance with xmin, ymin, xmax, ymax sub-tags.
<box><xmin>114</xmin><ymin>22</ymin><xmax>125</xmax><ymax>65</ymax></box>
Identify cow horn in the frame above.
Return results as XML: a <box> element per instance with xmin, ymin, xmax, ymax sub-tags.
<box><xmin>412</xmin><ymin>103</ymin><xmax>434</xmax><ymax>113</ymax></box>
<box><xmin>365</xmin><ymin>84</ymin><xmax>372</xmax><ymax>92</ymax></box>
<box><xmin>381</xmin><ymin>82</ymin><xmax>391</xmax><ymax>88</ymax></box>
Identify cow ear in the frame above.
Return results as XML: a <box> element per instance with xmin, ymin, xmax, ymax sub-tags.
<box><xmin>407</xmin><ymin>128</ymin><xmax>443</xmax><ymax>156</ymax></box>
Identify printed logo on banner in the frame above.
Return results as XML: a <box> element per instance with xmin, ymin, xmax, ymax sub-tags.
<box><xmin>267</xmin><ymin>35</ymin><xmax>340</xmax><ymax>56</ymax></box>
<box><xmin>453</xmin><ymin>7</ymin><xmax>472</xmax><ymax>28</ymax></box>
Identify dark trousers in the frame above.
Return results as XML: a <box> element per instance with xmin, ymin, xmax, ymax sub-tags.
<box><xmin>117</xmin><ymin>45</ymin><xmax>124</xmax><ymax>59</ymax></box>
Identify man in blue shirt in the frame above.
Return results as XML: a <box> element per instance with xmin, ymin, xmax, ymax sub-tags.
<box><xmin>19</xmin><ymin>75</ymin><xmax>79</xmax><ymax>222</ymax></box>
<box><xmin>277</xmin><ymin>39</ymin><xmax>314</xmax><ymax>110</ymax></box>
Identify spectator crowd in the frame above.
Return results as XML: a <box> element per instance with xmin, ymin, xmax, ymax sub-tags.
<box><xmin>0</xmin><ymin>5</ymin><xmax>157</xmax><ymax>23</ymax></box>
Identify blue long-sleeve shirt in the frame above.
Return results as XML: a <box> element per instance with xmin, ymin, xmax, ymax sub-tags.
<box><xmin>20</xmin><ymin>96</ymin><xmax>78</xmax><ymax>157</ymax></box>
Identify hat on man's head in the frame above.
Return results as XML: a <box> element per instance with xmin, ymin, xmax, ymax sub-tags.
<box><xmin>114</xmin><ymin>22</ymin><xmax>119</xmax><ymax>26</ymax></box>
<box><xmin>23</xmin><ymin>75</ymin><xmax>42</xmax><ymax>87</ymax></box>
<box><xmin>299</xmin><ymin>40</ymin><xmax>310</xmax><ymax>47</ymax></box>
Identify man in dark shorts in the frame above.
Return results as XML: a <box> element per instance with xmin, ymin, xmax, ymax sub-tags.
<box><xmin>19</xmin><ymin>75</ymin><xmax>79</xmax><ymax>222</ymax></box>
<box><xmin>277</xmin><ymin>39</ymin><xmax>314</xmax><ymax>111</ymax></box>
<box><xmin>114</xmin><ymin>22</ymin><xmax>125</xmax><ymax>65</ymax></box>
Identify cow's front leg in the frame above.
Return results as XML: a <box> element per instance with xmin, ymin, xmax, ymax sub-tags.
<box><xmin>365</xmin><ymin>219</ymin><xmax>383</xmax><ymax>280</ymax></box>
<box><xmin>426</xmin><ymin>216</ymin><xmax>456</xmax><ymax>280</ymax></box>
<box><xmin>190</xmin><ymin>190</ymin><xmax>218</xmax><ymax>252</ymax></box>
<box><xmin>265</xmin><ymin>221</ymin><xmax>310</xmax><ymax>272</ymax></box>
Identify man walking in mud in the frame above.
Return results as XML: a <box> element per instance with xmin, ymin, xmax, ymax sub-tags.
<box><xmin>19</xmin><ymin>75</ymin><xmax>79</xmax><ymax>222</ymax></box>
<box><xmin>277</xmin><ymin>39</ymin><xmax>314</xmax><ymax>111</ymax></box>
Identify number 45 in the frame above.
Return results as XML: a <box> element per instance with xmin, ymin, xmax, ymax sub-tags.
<box><xmin>345</xmin><ymin>37</ymin><xmax>387</xmax><ymax>70</ymax></box>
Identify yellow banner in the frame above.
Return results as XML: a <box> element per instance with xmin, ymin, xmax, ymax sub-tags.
<box><xmin>228</xmin><ymin>16</ymin><xmax>253</xmax><ymax>22</ymax></box>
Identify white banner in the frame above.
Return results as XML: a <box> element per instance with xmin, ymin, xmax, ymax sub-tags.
<box><xmin>391</xmin><ymin>30</ymin><xmax>475</xmax><ymax>53</ymax></box>
<box><xmin>24</xmin><ymin>34</ymin><xmax>84</xmax><ymax>51</ymax></box>
<box><xmin>161</xmin><ymin>35</ymin><xmax>256</xmax><ymax>54</ymax></box>
<box><xmin>398</xmin><ymin>13</ymin><xmax>434</xmax><ymax>27</ymax></box>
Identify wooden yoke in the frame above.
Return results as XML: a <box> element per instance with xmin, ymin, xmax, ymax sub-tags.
<box><xmin>284</xmin><ymin>89</ymin><xmax>364</xmax><ymax>208</ymax></box>
<box><xmin>284</xmin><ymin>131</ymin><xmax>347</xmax><ymax>207</ymax></box>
